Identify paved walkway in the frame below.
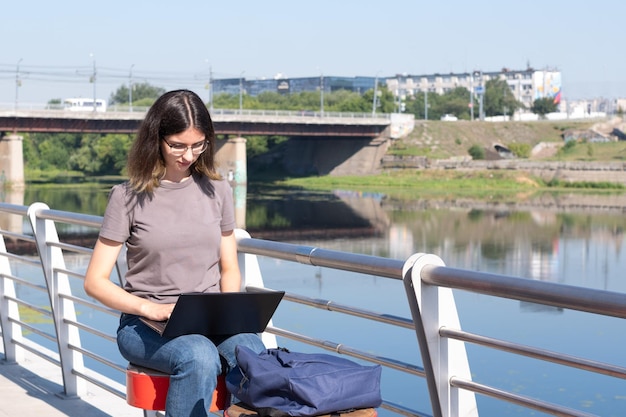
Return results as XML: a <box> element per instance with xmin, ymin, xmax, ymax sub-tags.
<box><xmin>0</xmin><ymin>349</ymin><xmax>142</xmax><ymax>417</ymax></box>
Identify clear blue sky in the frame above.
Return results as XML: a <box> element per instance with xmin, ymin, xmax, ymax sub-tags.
<box><xmin>1</xmin><ymin>0</ymin><xmax>624</xmax><ymax>105</ymax></box>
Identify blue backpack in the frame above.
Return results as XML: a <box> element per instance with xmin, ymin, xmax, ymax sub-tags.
<box><xmin>226</xmin><ymin>346</ymin><xmax>382</xmax><ymax>417</ymax></box>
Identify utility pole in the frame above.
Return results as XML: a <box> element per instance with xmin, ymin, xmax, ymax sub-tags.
<box><xmin>371</xmin><ymin>73</ymin><xmax>379</xmax><ymax>116</ymax></box>
<box><xmin>424</xmin><ymin>85</ymin><xmax>428</xmax><ymax>120</ymax></box>
<box><xmin>320</xmin><ymin>72</ymin><xmax>324</xmax><ymax>117</ymax></box>
<box><xmin>470</xmin><ymin>73</ymin><xmax>474</xmax><ymax>121</ymax></box>
<box><xmin>90</xmin><ymin>53</ymin><xmax>97</xmax><ymax>113</ymax></box>
<box><xmin>15</xmin><ymin>58</ymin><xmax>23</xmax><ymax>111</ymax></box>
<box><xmin>473</xmin><ymin>71</ymin><xmax>484</xmax><ymax>121</ymax></box>
<box><xmin>239</xmin><ymin>71</ymin><xmax>245</xmax><ymax>114</ymax></box>
<box><xmin>209</xmin><ymin>66</ymin><xmax>213</xmax><ymax>111</ymax></box>
<box><xmin>128</xmin><ymin>64</ymin><xmax>134</xmax><ymax>112</ymax></box>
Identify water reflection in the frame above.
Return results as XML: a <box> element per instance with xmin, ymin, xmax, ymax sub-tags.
<box><xmin>0</xmin><ymin>186</ymin><xmax>24</xmax><ymax>234</ymax></box>
<box><xmin>2</xmin><ymin>184</ymin><xmax>626</xmax><ymax>293</ymax></box>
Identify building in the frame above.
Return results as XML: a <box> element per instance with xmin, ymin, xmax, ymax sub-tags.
<box><xmin>211</xmin><ymin>75</ymin><xmax>377</xmax><ymax>97</ymax></box>
<box><xmin>211</xmin><ymin>68</ymin><xmax>562</xmax><ymax>113</ymax></box>
<box><xmin>385</xmin><ymin>67</ymin><xmax>562</xmax><ymax>112</ymax></box>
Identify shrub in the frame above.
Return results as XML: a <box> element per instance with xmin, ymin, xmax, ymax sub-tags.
<box><xmin>468</xmin><ymin>145</ymin><xmax>485</xmax><ymax>160</ymax></box>
<box><xmin>507</xmin><ymin>143</ymin><xmax>531</xmax><ymax>158</ymax></box>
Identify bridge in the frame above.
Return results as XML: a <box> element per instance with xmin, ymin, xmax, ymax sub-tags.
<box><xmin>0</xmin><ymin>107</ymin><xmax>398</xmax><ymax>137</ymax></box>
<box><xmin>0</xmin><ymin>108</ymin><xmax>415</xmax><ymax>187</ymax></box>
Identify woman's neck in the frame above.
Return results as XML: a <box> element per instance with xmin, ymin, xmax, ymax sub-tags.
<box><xmin>161</xmin><ymin>170</ymin><xmax>191</xmax><ymax>183</ymax></box>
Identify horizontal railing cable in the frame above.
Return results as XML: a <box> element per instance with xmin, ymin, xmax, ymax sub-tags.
<box><xmin>0</xmin><ymin>229</ymin><xmax>35</xmax><ymax>242</ymax></box>
<box><xmin>8</xmin><ymin>318</ymin><xmax>56</xmax><ymax>344</ymax></box>
<box><xmin>449</xmin><ymin>377</ymin><xmax>598</xmax><ymax>417</ymax></box>
<box><xmin>247</xmin><ymin>286</ymin><xmax>415</xmax><ymax>329</ymax></box>
<box><xmin>440</xmin><ymin>327</ymin><xmax>626</xmax><ymax>380</ymax></box>
<box><xmin>0</xmin><ymin>251</ymin><xmax>40</xmax><ymax>265</ymax></box>
<box><xmin>1</xmin><ymin>273</ymin><xmax>47</xmax><ymax>291</ymax></box>
<box><xmin>266</xmin><ymin>326</ymin><xmax>425</xmax><ymax>377</ymax></box>
<box><xmin>64</xmin><ymin>318</ymin><xmax>117</xmax><ymax>344</ymax></box>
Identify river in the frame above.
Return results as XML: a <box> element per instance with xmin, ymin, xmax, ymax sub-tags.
<box><xmin>4</xmin><ymin>183</ymin><xmax>626</xmax><ymax>416</ymax></box>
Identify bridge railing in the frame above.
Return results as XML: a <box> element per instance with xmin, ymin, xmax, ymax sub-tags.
<box><xmin>0</xmin><ymin>103</ymin><xmax>391</xmax><ymax>121</ymax></box>
<box><xmin>0</xmin><ymin>202</ymin><xmax>625</xmax><ymax>417</ymax></box>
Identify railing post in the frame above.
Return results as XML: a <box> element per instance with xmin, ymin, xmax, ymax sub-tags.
<box><xmin>235</xmin><ymin>228</ymin><xmax>277</xmax><ymax>348</ymax></box>
<box><xmin>0</xmin><ymin>233</ymin><xmax>22</xmax><ymax>364</ymax></box>
<box><xmin>28</xmin><ymin>202</ymin><xmax>85</xmax><ymax>398</ymax></box>
<box><xmin>403</xmin><ymin>253</ymin><xmax>478</xmax><ymax>417</ymax></box>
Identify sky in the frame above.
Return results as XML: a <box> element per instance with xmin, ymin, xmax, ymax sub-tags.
<box><xmin>1</xmin><ymin>0</ymin><xmax>624</xmax><ymax>106</ymax></box>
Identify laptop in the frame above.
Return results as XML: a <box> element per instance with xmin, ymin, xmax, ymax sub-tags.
<box><xmin>139</xmin><ymin>289</ymin><xmax>285</xmax><ymax>338</ymax></box>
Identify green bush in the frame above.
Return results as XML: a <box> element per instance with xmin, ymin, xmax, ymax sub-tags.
<box><xmin>507</xmin><ymin>143</ymin><xmax>531</xmax><ymax>158</ymax></box>
<box><xmin>468</xmin><ymin>145</ymin><xmax>485</xmax><ymax>160</ymax></box>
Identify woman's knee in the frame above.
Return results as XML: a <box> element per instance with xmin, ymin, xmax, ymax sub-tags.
<box><xmin>217</xmin><ymin>333</ymin><xmax>265</xmax><ymax>370</ymax></box>
<box><xmin>172</xmin><ymin>335</ymin><xmax>221</xmax><ymax>373</ymax></box>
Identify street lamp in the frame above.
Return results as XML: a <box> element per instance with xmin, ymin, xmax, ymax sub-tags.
<box><xmin>208</xmin><ymin>65</ymin><xmax>213</xmax><ymax>111</ymax></box>
<box><xmin>90</xmin><ymin>53</ymin><xmax>97</xmax><ymax>112</ymax></box>
<box><xmin>424</xmin><ymin>84</ymin><xmax>428</xmax><ymax>120</ymax></box>
<box><xmin>128</xmin><ymin>64</ymin><xmax>135</xmax><ymax>112</ymax></box>
<box><xmin>15</xmin><ymin>58</ymin><xmax>23</xmax><ymax>111</ymax></box>
<box><xmin>470</xmin><ymin>73</ymin><xmax>474</xmax><ymax>121</ymax></box>
<box><xmin>239</xmin><ymin>71</ymin><xmax>245</xmax><ymax>114</ymax></box>
<box><xmin>128</xmin><ymin>64</ymin><xmax>134</xmax><ymax>112</ymax></box>
<box><xmin>372</xmin><ymin>71</ymin><xmax>380</xmax><ymax>116</ymax></box>
<box><xmin>320</xmin><ymin>71</ymin><xmax>324</xmax><ymax>117</ymax></box>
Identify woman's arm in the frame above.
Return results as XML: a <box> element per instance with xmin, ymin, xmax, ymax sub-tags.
<box><xmin>84</xmin><ymin>237</ymin><xmax>174</xmax><ymax>321</ymax></box>
<box><xmin>219</xmin><ymin>230</ymin><xmax>242</xmax><ymax>292</ymax></box>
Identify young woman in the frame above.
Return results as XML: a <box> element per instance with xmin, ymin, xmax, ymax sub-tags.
<box><xmin>84</xmin><ymin>89</ymin><xmax>264</xmax><ymax>417</ymax></box>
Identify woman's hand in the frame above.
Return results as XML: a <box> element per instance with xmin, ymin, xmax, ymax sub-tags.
<box><xmin>140</xmin><ymin>302</ymin><xmax>176</xmax><ymax>321</ymax></box>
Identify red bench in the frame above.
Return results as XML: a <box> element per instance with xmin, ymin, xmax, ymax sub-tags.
<box><xmin>126</xmin><ymin>364</ymin><xmax>228</xmax><ymax>415</ymax></box>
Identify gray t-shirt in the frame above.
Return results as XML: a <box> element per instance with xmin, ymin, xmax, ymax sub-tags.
<box><xmin>99</xmin><ymin>174</ymin><xmax>236</xmax><ymax>303</ymax></box>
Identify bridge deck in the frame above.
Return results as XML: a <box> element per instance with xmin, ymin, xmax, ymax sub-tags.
<box><xmin>0</xmin><ymin>109</ymin><xmax>393</xmax><ymax>137</ymax></box>
<box><xmin>0</xmin><ymin>348</ymin><xmax>138</xmax><ymax>417</ymax></box>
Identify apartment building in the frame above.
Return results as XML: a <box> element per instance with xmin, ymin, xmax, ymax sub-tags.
<box><xmin>385</xmin><ymin>67</ymin><xmax>561</xmax><ymax>111</ymax></box>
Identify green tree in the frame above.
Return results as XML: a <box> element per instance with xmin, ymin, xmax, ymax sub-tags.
<box><xmin>109</xmin><ymin>82</ymin><xmax>166</xmax><ymax>105</ymax></box>
<box><xmin>213</xmin><ymin>92</ymin><xmax>242</xmax><ymax>109</ymax></box>
<box><xmin>531</xmin><ymin>97</ymin><xmax>558</xmax><ymax>117</ymax></box>
<box><xmin>483</xmin><ymin>78</ymin><xmax>522</xmax><ymax>117</ymax></box>
<box><xmin>31</xmin><ymin>134</ymin><xmax>82</xmax><ymax>170</ymax></box>
<box><xmin>213</xmin><ymin>87</ymin><xmax>396</xmax><ymax>114</ymax></box>
<box><xmin>329</xmin><ymin>90</ymin><xmax>369</xmax><ymax>112</ymax></box>
<box><xmin>68</xmin><ymin>134</ymin><xmax>132</xmax><ymax>175</ymax></box>
<box><xmin>439</xmin><ymin>87</ymin><xmax>472</xmax><ymax>120</ymax></box>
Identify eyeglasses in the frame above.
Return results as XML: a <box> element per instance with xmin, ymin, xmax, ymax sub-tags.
<box><xmin>162</xmin><ymin>138</ymin><xmax>208</xmax><ymax>156</ymax></box>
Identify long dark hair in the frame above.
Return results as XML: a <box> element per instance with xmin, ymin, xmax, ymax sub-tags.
<box><xmin>127</xmin><ymin>89</ymin><xmax>220</xmax><ymax>193</ymax></box>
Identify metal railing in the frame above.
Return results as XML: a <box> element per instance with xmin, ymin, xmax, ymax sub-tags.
<box><xmin>0</xmin><ymin>103</ymin><xmax>392</xmax><ymax>121</ymax></box>
<box><xmin>0</xmin><ymin>202</ymin><xmax>625</xmax><ymax>417</ymax></box>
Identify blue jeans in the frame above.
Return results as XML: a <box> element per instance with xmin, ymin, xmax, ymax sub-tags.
<box><xmin>117</xmin><ymin>314</ymin><xmax>266</xmax><ymax>417</ymax></box>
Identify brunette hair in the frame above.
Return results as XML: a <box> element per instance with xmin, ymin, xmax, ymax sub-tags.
<box><xmin>126</xmin><ymin>89</ymin><xmax>220</xmax><ymax>193</ymax></box>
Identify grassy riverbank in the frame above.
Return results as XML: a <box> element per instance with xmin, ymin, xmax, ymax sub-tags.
<box><xmin>276</xmin><ymin>169</ymin><xmax>624</xmax><ymax>202</ymax></box>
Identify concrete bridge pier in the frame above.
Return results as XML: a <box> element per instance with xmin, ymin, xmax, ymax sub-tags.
<box><xmin>0</xmin><ymin>134</ymin><xmax>25</xmax><ymax>190</ymax></box>
<box><xmin>215</xmin><ymin>136</ymin><xmax>247</xmax><ymax>229</ymax></box>
<box><xmin>215</xmin><ymin>136</ymin><xmax>247</xmax><ymax>184</ymax></box>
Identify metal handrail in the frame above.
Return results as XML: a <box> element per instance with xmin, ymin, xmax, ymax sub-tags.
<box><xmin>0</xmin><ymin>104</ymin><xmax>393</xmax><ymax>121</ymax></box>
<box><xmin>237</xmin><ymin>238</ymin><xmax>403</xmax><ymax>278</ymax></box>
<box><xmin>0</xmin><ymin>202</ymin><xmax>625</xmax><ymax>417</ymax></box>
<box><xmin>421</xmin><ymin>264</ymin><xmax>626</xmax><ymax>319</ymax></box>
